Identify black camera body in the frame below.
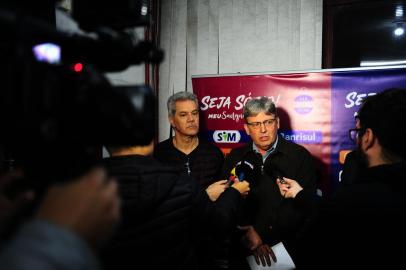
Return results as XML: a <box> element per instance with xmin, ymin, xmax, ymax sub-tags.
<box><xmin>0</xmin><ymin>0</ymin><xmax>162</xmax><ymax>185</ymax></box>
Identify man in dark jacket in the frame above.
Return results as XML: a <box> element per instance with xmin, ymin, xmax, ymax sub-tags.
<box><xmin>222</xmin><ymin>97</ymin><xmax>317</xmax><ymax>269</ymax></box>
<box><xmin>101</xmin><ymin>141</ymin><xmax>249</xmax><ymax>270</ymax></box>
<box><xmin>340</xmin><ymin>149</ymin><xmax>367</xmax><ymax>186</ymax></box>
<box><xmin>154</xmin><ymin>91</ymin><xmax>232</xmax><ymax>269</ymax></box>
<box><xmin>277</xmin><ymin>88</ymin><xmax>406</xmax><ymax>269</ymax></box>
<box><xmin>154</xmin><ymin>91</ymin><xmax>225</xmax><ymax>191</ymax></box>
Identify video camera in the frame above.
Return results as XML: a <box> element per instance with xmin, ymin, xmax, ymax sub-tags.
<box><xmin>0</xmin><ymin>0</ymin><xmax>163</xmax><ymax>186</ymax></box>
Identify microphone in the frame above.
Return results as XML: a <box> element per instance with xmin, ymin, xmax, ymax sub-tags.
<box><xmin>235</xmin><ymin>160</ymin><xmax>254</xmax><ymax>183</ymax></box>
<box><xmin>227</xmin><ymin>167</ymin><xmax>238</xmax><ymax>185</ymax></box>
<box><xmin>227</xmin><ymin>151</ymin><xmax>261</xmax><ymax>185</ymax></box>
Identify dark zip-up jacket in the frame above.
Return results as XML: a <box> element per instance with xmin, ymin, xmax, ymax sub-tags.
<box><xmin>294</xmin><ymin>162</ymin><xmax>406</xmax><ymax>269</ymax></box>
<box><xmin>221</xmin><ymin>136</ymin><xmax>317</xmax><ymax>261</ymax></box>
<box><xmin>102</xmin><ymin>155</ymin><xmax>241</xmax><ymax>270</ymax></box>
<box><xmin>154</xmin><ymin>139</ymin><xmax>224</xmax><ymax>189</ymax></box>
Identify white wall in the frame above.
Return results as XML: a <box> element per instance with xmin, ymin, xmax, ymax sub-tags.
<box><xmin>158</xmin><ymin>0</ymin><xmax>323</xmax><ymax>141</ymax></box>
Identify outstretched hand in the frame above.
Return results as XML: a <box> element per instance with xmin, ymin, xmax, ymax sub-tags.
<box><xmin>276</xmin><ymin>177</ymin><xmax>303</xmax><ymax>199</ymax></box>
<box><xmin>231</xmin><ymin>180</ymin><xmax>250</xmax><ymax>197</ymax></box>
<box><xmin>206</xmin><ymin>180</ymin><xmax>228</xmax><ymax>201</ymax></box>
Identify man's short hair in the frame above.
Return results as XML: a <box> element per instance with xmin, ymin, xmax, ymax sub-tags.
<box><xmin>243</xmin><ymin>97</ymin><xmax>277</xmax><ymax>120</ymax></box>
<box><xmin>358</xmin><ymin>88</ymin><xmax>406</xmax><ymax>161</ymax></box>
<box><xmin>167</xmin><ymin>91</ymin><xmax>199</xmax><ymax>117</ymax></box>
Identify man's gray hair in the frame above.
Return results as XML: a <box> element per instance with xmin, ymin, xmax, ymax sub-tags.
<box><xmin>243</xmin><ymin>97</ymin><xmax>277</xmax><ymax>120</ymax></box>
<box><xmin>167</xmin><ymin>91</ymin><xmax>199</xmax><ymax>117</ymax></box>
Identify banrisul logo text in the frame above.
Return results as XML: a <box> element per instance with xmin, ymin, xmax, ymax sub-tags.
<box><xmin>213</xmin><ymin>130</ymin><xmax>241</xmax><ymax>143</ymax></box>
<box><xmin>279</xmin><ymin>130</ymin><xmax>322</xmax><ymax>144</ymax></box>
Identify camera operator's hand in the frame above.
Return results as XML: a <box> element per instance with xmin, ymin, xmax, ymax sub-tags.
<box><xmin>37</xmin><ymin>167</ymin><xmax>120</xmax><ymax>249</ymax></box>
<box><xmin>0</xmin><ymin>171</ymin><xmax>35</xmax><ymax>237</ymax></box>
<box><xmin>253</xmin><ymin>244</ymin><xmax>277</xmax><ymax>266</ymax></box>
<box><xmin>206</xmin><ymin>180</ymin><xmax>228</xmax><ymax>201</ymax></box>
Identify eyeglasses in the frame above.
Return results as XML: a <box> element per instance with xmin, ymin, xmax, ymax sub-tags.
<box><xmin>246</xmin><ymin>118</ymin><xmax>276</xmax><ymax>130</ymax></box>
<box><xmin>348</xmin><ymin>128</ymin><xmax>364</xmax><ymax>142</ymax></box>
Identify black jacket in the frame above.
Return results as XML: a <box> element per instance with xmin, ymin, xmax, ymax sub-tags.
<box><xmin>340</xmin><ymin>150</ymin><xmax>367</xmax><ymax>186</ymax></box>
<box><xmin>296</xmin><ymin>162</ymin><xmax>406</xmax><ymax>269</ymax></box>
<box><xmin>101</xmin><ymin>155</ymin><xmax>241</xmax><ymax>270</ymax></box>
<box><xmin>154</xmin><ymin>139</ymin><xmax>224</xmax><ymax>189</ymax></box>
<box><xmin>222</xmin><ymin>136</ymin><xmax>317</xmax><ymax>263</ymax></box>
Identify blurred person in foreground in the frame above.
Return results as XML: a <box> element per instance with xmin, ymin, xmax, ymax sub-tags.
<box><xmin>0</xmin><ymin>166</ymin><xmax>120</xmax><ymax>270</ymax></box>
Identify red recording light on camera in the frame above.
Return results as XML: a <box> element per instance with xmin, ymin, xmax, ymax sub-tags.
<box><xmin>72</xmin><ymin>62</ymin><xmax>83</xmax><ymax>73</ymax></box>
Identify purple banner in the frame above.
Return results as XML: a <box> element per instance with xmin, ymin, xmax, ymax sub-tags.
<box><xmin>331</xmin><ymin>68</ymin><xmax>406</xmax><ymax>189</ymax></box>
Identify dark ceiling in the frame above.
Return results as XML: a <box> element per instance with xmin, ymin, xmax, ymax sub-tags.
<box><xmin>331</xmin><ymin>0</ymin><xmax>406</xmax><ymax>67</ymax></box>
